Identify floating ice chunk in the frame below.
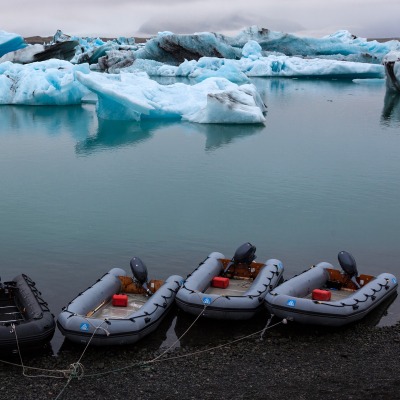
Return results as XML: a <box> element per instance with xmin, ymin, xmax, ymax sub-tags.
<box><xmin>242</xmin><ymin>41</ymin><xmax>262</xmax><ymax>60</ymax></box>
<box><xmin>0</xmin><ymin>41</ymin><xmax>78</xmax><ymax>64</ymax></box>
<box><xmin>127</xmin><ymin>53</ymin><xmax>384</xmax><ymax>80</ymax></box>
<box><xmin>134</xmin><ymin>31</ymin><xmax>239</xmax><ymax>64</ymax></box>
<box><xmin>0</xmin><ymin>30</ymin><xmax>27</xmax><ymax>57</ymax></box>
<box><xmin>75</xmin><ymin>71</ymin><xmax>266</xmax><ymax>124</ymax></box>
<box><xmin>382</xmin><ymin>51</ymin><xmax>400</xmax><ymax>93</ymax></box>
<box><xmin>241</xmin><ymin>55</ymin><xmax>385</xmax><ymax>78</ymax></box>
<box><xmin>0</xmin><ymin>60</ymin><xmax>90</xmax><ymax>105</ymax></box>
<box><xmin>0</xmin><ymin>44</ymin><xmax>45</xmax><ymax>64</ymax></box>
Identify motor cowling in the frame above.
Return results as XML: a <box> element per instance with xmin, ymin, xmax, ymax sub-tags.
<box><xmin>233</xmin><ymin>242</ymin><xmax>257</xmax><ymax>265</ymax></box>
<box><xmin>338</xmin><ymin>251</ymin><xmax>358</xmax><ymax>278</ymax></box>
<box><xmin>130</xmin><ymin>257</ymin><xmax>148</xmax><ymax>284</ymax></box>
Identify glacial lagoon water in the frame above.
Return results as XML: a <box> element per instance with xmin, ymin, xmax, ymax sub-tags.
<box><xmin>0</xmin><ymin>77</ymin><xmax>399</xmax><ymax>352</ymax></box>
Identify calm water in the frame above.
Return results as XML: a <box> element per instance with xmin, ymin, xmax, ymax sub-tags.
<box><xmin>1</xmin><ymin>77</ymin><xmax>399</xmax><ymax>352</ymax></box>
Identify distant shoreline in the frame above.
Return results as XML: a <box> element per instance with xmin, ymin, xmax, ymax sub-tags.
<box><xmin>24</xmin><ymin>35</ymin><xmax>149</xmax><ymax>44</ymax></box>
<box><xmin>23</xmin><ymin>35</ymin><xmax>400</xmax><ymax>45</ymax></box>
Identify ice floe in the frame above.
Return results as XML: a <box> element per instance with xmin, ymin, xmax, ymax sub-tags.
<box><xmin>75</xmin><ymin>71</ymin><xmax>266</xmax><ymax>123</ymax></box>
<box><xmin>0</xmin><ymin>26</ymin><xmax>399</xmax><ymax>124</ymax></box>
<box><xmin>382</xmin><ymin>51</ymin><xmax>400</xmax><ymax>93</ymax></box>
<box><xmin>0</xmin><ymin>60</ymin><xmax>90</xmax><ymax>105</ymax></box>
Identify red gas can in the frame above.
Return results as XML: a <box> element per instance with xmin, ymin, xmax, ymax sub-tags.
<box><xmin>112</xmin><ymin>294</ymin><xmax>128</xmax><ymax>307</ymax></box>
<box><xmin>312</xmin><ymin>289</ymin><xmax>331</xmax><ymax>301</ymax></box>
<box><xmin>211</xmin><ymin>276</ymin><xmax>229</xmax><ymax>289</ymax></box>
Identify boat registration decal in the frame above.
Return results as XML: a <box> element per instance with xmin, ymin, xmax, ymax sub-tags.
<box><xmin>202</xmin><ymin>297</ymin><xmax>212</xmax><ymax>305</ymax></box>
<box><xmin>80</xmin><ymin>322</ymin><xmax>90</xmax><ymax>332</ymax></box>
<box><xmin>286</xmin><ymin>299</ymin><xmax>296</xmax><ymax>307</ymax></box>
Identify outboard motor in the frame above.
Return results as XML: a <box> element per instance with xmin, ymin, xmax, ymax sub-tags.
<box><xmin>338</xmin><ymin>251</ymin><xmax>360</xmax><ymax>288</ymax></box>
<box><xmin>223</xmin><ymin>242</ymin><xmax>257</xmax><ymax>275</ymax></box>
<box><xmin>130</xmin><ymin>257</ymin><xmax>153</xmax><ymax>295</ymax></box>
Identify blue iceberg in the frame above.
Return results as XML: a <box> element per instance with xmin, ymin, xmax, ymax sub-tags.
<box><xmin>0</xmin><ymin>60</ymin><xmax>90</xmax><ymax>105</ymax></box>
<box><xmin>0</xmin><ymin>30</ymin><xmax>27</xmax><ymax>58</ymax></box>
<box><xmin>75</xmin><ymin>71</ymin><xmax>266</xmax><ymax>123</ymax></box>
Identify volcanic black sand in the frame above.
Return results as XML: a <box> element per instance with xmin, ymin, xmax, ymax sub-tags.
<box><xmin>1</xmin><ymin>297</ymin><xmax>400</xmax><ymax>400</ymax></box>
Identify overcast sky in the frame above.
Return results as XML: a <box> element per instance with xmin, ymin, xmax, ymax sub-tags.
<box><xmin>2</xmin><ymin>0</ymin><xmax>399</xmax><ymax>39</ymax></box>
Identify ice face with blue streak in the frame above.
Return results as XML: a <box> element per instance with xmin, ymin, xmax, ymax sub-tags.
<box><xmin>0</xmin><ymin>30</ymin><xmax>26</xmax><ymax>58</ymax></box>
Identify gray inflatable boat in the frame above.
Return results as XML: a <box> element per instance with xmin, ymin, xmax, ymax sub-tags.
<box><xmin>265</xmin><ymin>251</ymin><xmax>398</xmax><ymax>327</ymax></box>
<box><xmin>176</xmin><ymin>243</ymin><xmax>284</xmax><ymax>320</ymax></box>
<box><xmin>57</xmin><ymin>258</ymin><xmax>183</xmax><ymax>346</ymax></box>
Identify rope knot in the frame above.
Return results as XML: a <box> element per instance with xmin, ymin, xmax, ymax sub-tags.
<box><xmin>66</xmin><ymin>362</ymin><xmax>85</xmax><ymax>380</ymax></box>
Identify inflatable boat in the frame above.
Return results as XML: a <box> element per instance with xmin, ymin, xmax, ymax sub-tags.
<box><xmin>0</xmin><ymin>274</ymin><xmax>55</xmax><ymax>351</ymax></box>
<box><xmin>57</xmin><ymin>258</ymin><xmax>183</xmax><ymax>346</ymax></box>
<box><xmin>265</xmin><ymin>251</ymin><xmax>398</xmax><ymax>326</ymax></box>
<box><xmin>176</xmin><ymin>243</ymin><xmax>284</xmax><ymax>320</ymax></box>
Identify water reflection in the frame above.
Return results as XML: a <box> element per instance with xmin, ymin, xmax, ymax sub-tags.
<box><xmin>381</xmin><ymin>91</ymin><xmax>400</xmax><ymax>127</ymax></box>
<box><xmin>75</xmin><ymin>119</ymin><xmax>154</xmax><ymax>155</ymax></box>
<box><xmin>187</xmin><ymin>123</ymin><xmax>265</xmax><ymax>151</ymax></box>
<box><xmin>0</xmin><ymin>105</ymin><xmax>95</xmax><ymax>141</ymax></box>
<box><xmin>75</xmin><ymin>117</ymin><xmax>265</xmax><ymax>155</ymax></box>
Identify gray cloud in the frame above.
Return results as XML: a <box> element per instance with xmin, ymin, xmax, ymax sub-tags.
<box><xmin>137</xmin><ymin>12</ymin><xmax>304</xmax><ymax>36</ymax></box>
<box><xmin>1</xmin><ymin>0</ymin><xmax>399</xmax><ymax>39</ymax></box>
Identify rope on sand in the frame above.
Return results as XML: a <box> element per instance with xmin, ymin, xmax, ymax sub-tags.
<box><xmin>1</xmin><ymin>304</ymin><xmax>287</xmax><ymax>399</ymax></box>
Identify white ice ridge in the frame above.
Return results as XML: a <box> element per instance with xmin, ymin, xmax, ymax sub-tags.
<box><xmin>119</xmin><ymin>46</ymin><xmax>385</xmax><ymax>80</ymax></box>
<box><xmin>0</xmin><ymin>60</ymin><xmax>90</xmax><ymax>105</ymax></box>
<box><xmin>75</xmin><ymin>71</ymin><xmax>267</xmax><ymax>124</ymax></box>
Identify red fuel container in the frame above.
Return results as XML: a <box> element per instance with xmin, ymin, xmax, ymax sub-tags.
<box><xmin>112</xmin><ymin>294</ymin><xmax>128</xmax><ymax>307</ymax></box>
<box><xmin>211</xmin><ymin>276</ymin><xmax>229</xmax><ymax>289</ymax></box>
<box><xmin>312</xmin><ymin>289</ymin><xmax>331</xmax><ymax>301</ymax></box>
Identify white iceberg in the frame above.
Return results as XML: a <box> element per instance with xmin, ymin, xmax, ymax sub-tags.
<box><xmin>382</xmin><ymin>51</ymin><xmax>400</xmax><ymax>93</ymax></box>
<box><xmin>0</xmin><ymin>60</ymin><xmax>90</xmax><ymax>105</ymax></box>
<box><xmin>75</xmin><ymin>71</ymin><xmax>266</xmax><ymax>124</ymax></box>
<box><xmin>120</xmin><ymin>52</ymin><xmax>384</xmax><ymax>80</ymax></box>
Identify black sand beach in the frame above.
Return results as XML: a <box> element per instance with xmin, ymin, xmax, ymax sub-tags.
<box><xmin>1</xmin><ymin>301</ymin><xmax>400</xmax><ymax>400</ymax></box>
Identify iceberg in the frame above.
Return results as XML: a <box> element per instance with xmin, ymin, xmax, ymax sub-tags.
<box><xmin>100</xmin><ymin>39</ymin><xmax>384</xmax><ymax>81</ymax></box>
<box><xmin>0</xmin><ymin>40</ymin><xmax>79</xmax><ymax>64</ymax></box>
<box><xmin>0</xmin><ymin>30</ymin><xmax>26</xmax><ymax>58</ymax></box>
<box><xmin>51</xmin><ymin>30</ymin><xmax>139</xmax><ymax>65</ymax></box>
<box><xmin>75</xmin><ymin>71</ymin><xmax>266</xmax><ymax>123</ymax></box>
<box><xmin>0</xmin><ymin>60</ymin><xmax>90</xmax><ymax>105</ymax></box>
<box><xmin>382</xmin><ymin>51</ymin><xmax>400</xmax><ymax>93</ymax></box>
<box><xmin>226</xmin><ymin>27</ymin><xmax>400</xmax><ymax>63</ymax></box>
<box><xmin>134</xmin><ymin>31</ymin><xmax>239</xmax><ymax>64</ymax></box>
<box><xmin>123</xmin><ymin>53</ymin><xmax>384</xmax><ymax>80</ymax></box>
<box><xmin>130</xmin><ymin>27</ymin><xmax>400</xmax><ymax>65</ymax></box>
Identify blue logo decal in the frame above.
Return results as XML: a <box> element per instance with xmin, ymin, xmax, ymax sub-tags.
<box><xmin>80</xmin><ymin>323</ymin><xmax>90</xmax><ymax>332</ymax></box>
<box><xmin>286</xmin><ymin>299</ymin><xmax>296</xmax><ymax>307</ymax></box>
<box><xmin>393</xmin><ymin>278</ymin><xmax>397</xmax><ymax>284</ymax></box>
<box><xmin>202</xmin><ymin>297</ymin><xmax>212</xmax><ymax>305</ymax></box>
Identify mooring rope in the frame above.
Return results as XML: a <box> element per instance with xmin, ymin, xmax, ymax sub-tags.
<box><xmin>2</xmin><ymin>303</ymin><xmax>287</xmax><ymax>400</ymax></box>
<box><xmin>83</xmin><ymin>315</ymin><xmax>287</xmax><ymax>378</ymax></box>
<box><xmin>0</xmin><ymin>320</ymin><xmax>109</xmax><ymax>381</ymax></box>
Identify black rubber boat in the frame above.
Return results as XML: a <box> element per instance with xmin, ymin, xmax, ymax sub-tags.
<box><xmin>0</xmin><ymin>274</ymin><xmax>55</xmax><ymax>351</ymax></box>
